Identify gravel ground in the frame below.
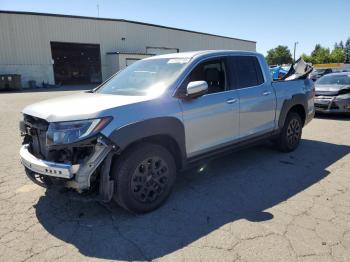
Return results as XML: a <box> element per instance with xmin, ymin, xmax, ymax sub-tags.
<box><xmin>0</xmin><ymin>89</ymin><xmax>349</xmax><ymax>262</ymax></box>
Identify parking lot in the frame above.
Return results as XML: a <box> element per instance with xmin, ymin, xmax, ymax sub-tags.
<box><xmin>0</xmin><ymin>88</ymin><xmax>350</xmax><ymax>262</ymax></box>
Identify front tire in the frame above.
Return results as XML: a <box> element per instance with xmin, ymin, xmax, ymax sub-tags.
<box><xmin>277</xmin><ymin>112</ymin><xmax>303</xmax><ymax>152</ymax></box>
<box><xmin>25</xmin><ymin>168</ymin><xmax>53</xmax><ymax>188</ymax></box>
<box><xmin>112</xmin><ymin>142</ymin><xmax>176</xmax><ymax>213</ymax></box>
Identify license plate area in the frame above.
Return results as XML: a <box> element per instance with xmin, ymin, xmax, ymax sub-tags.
<box><xmin>314</xmin><ymin>98</ymin><xmax>331</xmax><ymax>105</ymax></box>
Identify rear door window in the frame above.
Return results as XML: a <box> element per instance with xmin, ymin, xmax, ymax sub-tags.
<box><xmin>229</xmin><ymin>56</ymin><xmax>264</xmax><ymax>89</ymax></box>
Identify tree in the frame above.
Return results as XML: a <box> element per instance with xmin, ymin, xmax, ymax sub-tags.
<box><xmin>265</xmin><ymin>45</ymin><xmax>293</xmax><ymax>65</ymax></box>
<box><xmin>299</xmin><ymin>38</ymin><xmax>350</xmax><ymax>64</ymax></box>
<box><xmin>310</xmin><ymin>44</ymin><xmax>331</xmax><ymax>64</ymax></box>
<box><xmin>334</xmin><ymin>41</ymin><xmax>345</xmax><ymax>50</ymax></box>
<box><xmin>330</xmin><ymin>47</ymin><xmax>345</xmax><ymax>63</ymax></box>
<box><xmin>345</xmin><ymin>38</ymin><xmax>350</xmax><ymax>63</ymax></box>
<box><xmin>301</xmin><ymin>53</ymin><xmax>314</xmax><ymax>64</ymax></box>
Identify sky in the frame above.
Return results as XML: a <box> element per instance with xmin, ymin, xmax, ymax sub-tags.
<box><xmin>1</xmin><ymin>0</ymin><xmax>349</xmax><ymax>58</ymax></box>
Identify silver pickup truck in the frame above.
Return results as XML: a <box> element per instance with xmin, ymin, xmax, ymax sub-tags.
<box><xmin>20</xmin><ymin>50</ymin><xmax>315</xmax><ymax>213</ymax></box>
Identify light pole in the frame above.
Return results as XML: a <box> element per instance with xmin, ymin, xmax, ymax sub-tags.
<box><xmin>293</xmin><ymin>42</ymin><xmax>299</xmax><ymax>63</ymax></box>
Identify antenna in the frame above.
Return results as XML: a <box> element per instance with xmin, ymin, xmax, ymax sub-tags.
<box><xmin>97</xmin><ymin>2</ymin><xmax>100</xmax><ymax>17</ymax></box>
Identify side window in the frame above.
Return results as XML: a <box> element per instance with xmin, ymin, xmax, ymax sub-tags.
<box><xmin>231</xmin><ymin>56</ymin><xmax>264</xmax><ymax>89</ymax></box>
<box><xmin>187</xmin><ymin>59</ymin><xmax>228</xmax><ymax>94</ymax></box>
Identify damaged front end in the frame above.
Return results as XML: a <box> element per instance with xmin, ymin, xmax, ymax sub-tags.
<box><xmin>19</xmin><ymin>114</ymin><xmax>116</xmax><ymax>201</ymax></box>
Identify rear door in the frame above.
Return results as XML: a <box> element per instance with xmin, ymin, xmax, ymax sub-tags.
<box><xmin>179</xmin><ymin>57</ymin><xmax>239</xmax><ymax>157</ymax></box>
<box><xmin>229</xmin><ymin>56</ymin><xmax>275</xmax><ymax>138</ymax></box>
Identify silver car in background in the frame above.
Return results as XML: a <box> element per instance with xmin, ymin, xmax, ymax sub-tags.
<box><xmin>314</xmin><ymin>72</ymin><xmax>350</xmax><ymax>114</ymax></box>
<box><xmin>309</xmin><ymin>68</ymin><xmax>334</xmax><ymax>81</ymax></box>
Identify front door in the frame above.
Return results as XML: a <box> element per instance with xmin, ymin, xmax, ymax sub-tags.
<box><xmin>179</xmin><ymin>58</ymin><xmax>239</xmax><ymax>157</ymax></box>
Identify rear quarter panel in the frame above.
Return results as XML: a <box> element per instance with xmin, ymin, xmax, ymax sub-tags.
<box><xmin>272</xmin><ymin>79</ymin><xmax>315</xmax><ymax>128</ymax></box>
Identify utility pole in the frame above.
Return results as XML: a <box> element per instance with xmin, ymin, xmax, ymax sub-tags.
<box><xmin>293</xmin><ymin>42</ymin><xmax>299</xmax><ymax>63</ymax></box>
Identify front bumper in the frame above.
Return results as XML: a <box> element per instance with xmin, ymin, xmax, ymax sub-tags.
<box><xmin>314</xmin><ymin>96</ymin><xmax>350</xmax><ymax>113</ymax></box>
<box><xmin>20</xmin><ymin>144</ymin><xmax>79</xmax><ymax>179</ymax></box>
<box><xmin>20</xmin><ymin>139</ymin><xmax>112</xmax><ymax>192</ymax></box>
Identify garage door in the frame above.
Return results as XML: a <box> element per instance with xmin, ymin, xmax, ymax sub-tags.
<box><xmin>51</xmin><ymin>42</ymin><xmax>102</xmax><ymax>85</ymax></box>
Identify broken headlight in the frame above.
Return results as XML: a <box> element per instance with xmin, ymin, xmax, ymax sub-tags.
<box><xmin>46</xmin><ymin>117</ymin><xmax>112</xmax><ymax>145</ymax></box>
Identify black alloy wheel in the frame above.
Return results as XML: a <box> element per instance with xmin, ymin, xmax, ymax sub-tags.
<box><xmin>130</xmin><ymin>156</ymin><xmax>170</xmax><ymax>203</ymax></box>
<box><xmin>277</xmin><ymin>112</ymin><xmax>303</xmax><ymax>152</ymax></box>
<box><xmin>286</xmin><ymin>118</ymin><xmax>301</xmax><ymax>148</ymax></box>
<box><xmin>112</xmin><ymin>142</ymin><xmax>176</xmax><ymax>213</ymax></box>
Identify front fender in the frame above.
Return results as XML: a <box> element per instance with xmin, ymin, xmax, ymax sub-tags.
<box><xmin>108</xmin><ymin>116</ymin><xmax>186</xmax><ymax>165</ymax></box>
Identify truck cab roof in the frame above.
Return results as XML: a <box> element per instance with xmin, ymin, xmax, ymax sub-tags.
<box><xmin>145</xmin><ymin>50</ymin><xmax>261</xmax><ymax>60</ymax></box>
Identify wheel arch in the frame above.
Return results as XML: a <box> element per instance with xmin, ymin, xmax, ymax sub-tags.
<box><xmin>288</xmin><ymin>104</ymin><xmax>306</xmax><ymax>125</ymax></box>
<box><xmin>278</xmin><ymin>94</ymin><xmax>307</xmax><ymax>129</ymax></box>
<box><xmin>108</xmin><ymin>117</ymin><xmax>186</xmax><ymax>169</ymax></box>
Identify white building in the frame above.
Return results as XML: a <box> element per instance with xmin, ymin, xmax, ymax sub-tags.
<box><xmin>0</xmin><ymin>11</ymin><xmax>256</xmax><ymax>88</ymax></box>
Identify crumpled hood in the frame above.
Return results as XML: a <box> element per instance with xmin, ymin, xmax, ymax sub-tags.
<box><xmin>315</xmin><ymin>84</ymin><xmax>350</xmax><ymax>96</ymax></box>
<box><xmin>22</xmin><ymin>92</ymin><xmax>151</xmax><ymax>122</ymax></box>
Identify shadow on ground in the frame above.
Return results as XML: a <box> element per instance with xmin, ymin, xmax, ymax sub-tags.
<box><xmin>315</xmin><ymin>112</ymin><xmax>350</xmax><ymax>121</ymax></box>
<box><xmin>34</xmin><ymin>139</ymin><xmax>350</xmax><ymax>260</ymax></box>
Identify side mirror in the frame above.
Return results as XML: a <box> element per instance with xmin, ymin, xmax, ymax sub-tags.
<box><xmin>186</xmin><ymin>81</ymin><xmax>208</xmax><ymax>98</ymax></box>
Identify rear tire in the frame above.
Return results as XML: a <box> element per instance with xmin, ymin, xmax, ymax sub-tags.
<box><xmin>112</xmin><ymin>142</ymin><xmax>176</xmax><ymax>213</ymax></box>
<box><xmin>277</xmin><ymin>112</ymin><xmax>303</xmax><ymax>152</ymax></box>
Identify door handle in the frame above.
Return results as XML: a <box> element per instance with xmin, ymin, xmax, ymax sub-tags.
<box><xmin>226</xmin><ymin>98</ymin><xmax>238</xmax><ymax>104</ymax></box>
<box><xmin>262</xmin><ymin>91</ymin><xmax>272</xmax><ymax>96</ymax></box>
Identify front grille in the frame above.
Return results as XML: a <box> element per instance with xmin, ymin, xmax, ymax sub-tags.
<box><xmin>330</xmin><ymin>103</ymin><xmax>339</xmax><ymax>109</ymax></box>
<box><xmin>315</xmin><ymin>104</ymin><xmax>328</xmax><ymax>109</ymax></box>
<box><xmin>315</xmin><ymin>93</ymin><xmax>337</xmax><ymax>97</ymax></box>
<box><xmin>315</xmin><ymin>103</ymin><xmax>339</xmax><ymax>110</ymax></box>
<box><xmin>23</xmin><ymin>114</ymin><xmax>49</xmax><ymax>159</ymax></box>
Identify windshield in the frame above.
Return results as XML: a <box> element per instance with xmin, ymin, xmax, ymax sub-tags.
<box><xmin>96</xmin><ymin>58</ymin><xmax>190</xmax><ymax>96</ymax></box>
<box><xmin>311</xmin><ymin>69</ymin><xmax>326</xmax><ymax>75</ymax></box>
<box><xmin>316</xmin><ymin>74</ymin><xmax>350</xmax><ymax>85</ymax></box>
